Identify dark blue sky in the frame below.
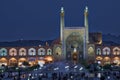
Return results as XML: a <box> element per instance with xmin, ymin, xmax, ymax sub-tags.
<box><xmin>0</xmin><ymin>0</ymin><xmax>120</xmax><ymax>41</ymax></box>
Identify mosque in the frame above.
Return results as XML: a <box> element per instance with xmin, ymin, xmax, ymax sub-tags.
<box><xmin>0</xmin><ymin>7</ymin><xmax>120</xmax><ymax>66</ymax></box>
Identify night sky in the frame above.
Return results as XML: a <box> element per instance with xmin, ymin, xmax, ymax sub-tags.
<box><xmin>0</xmin><ymin>0</ymin><xmax>120</xmax><ymax>41</ymax></box>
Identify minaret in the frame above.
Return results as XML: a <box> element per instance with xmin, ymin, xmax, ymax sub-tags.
<box><xmin>84</xmin><ymin>6</ymin><xmax>89</xmax><ymax>43</ymax></box>
<box><xmin>60</xmin><ymin>7</ymin><xmax>64</xmax><ymax>42</ymax></box>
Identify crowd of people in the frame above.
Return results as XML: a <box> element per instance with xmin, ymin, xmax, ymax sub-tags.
<box><xmin>0</xmin><ymin>70</ymin><xmax>120</xmax><ymax>80</ymax></box>
<box><xmin>34</xmin><ymin>71</ymin><xmax>120</xmax><ymax>80</ymax></box>
<box><xmin>0</xmin><ymin>61</ymin><xmax>120</xmax><ymax>80</ymax></box>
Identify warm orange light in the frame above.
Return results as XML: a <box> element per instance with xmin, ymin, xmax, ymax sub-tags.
<box><xmin>45</xmin><ymin>56</ymin><xmax>53</xmax><ymax>61</ymax></box>
<box><xmin>96</xmin><ymin>56</ymin><xmax>103</xmax><ymax>60</ymax></box>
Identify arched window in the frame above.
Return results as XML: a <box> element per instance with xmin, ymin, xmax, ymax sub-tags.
<box><xmin>18</xmin><ymin>58</ymin><xmax>27</xmax><ymax>66</ymax></box>
<box><xmin>9</xmin><ymin>48</ymin><xmax>17</xmax><ymax>56</ymax></box>
<box><xmin>0</xmin><ymin>48</ymin><xmax>7</xmax><ymax>56</ymax></box>
<box><xmin>103</xmin><ymin>57</ymin><xmax>111</xmax><ymax>64</ymax></box>
<box><xmin>0</xmin><ymin>58</ymin><xmax>7</xmax><ymax>66</ymax></box>
<box><xmin>88</xmin><ymin>47</ymin><xmax>94</xmax><ymax>55</ymax></box>
<box><xmin>96</xmin><ymin>56</ymin><xmax>103</xmax><ymax>64</ymax></box>
<box><xmin>113</xmin><ymin>57</ymin><xmax>120</xmax><ymax>65</ymax></box>
<box><xmin>113</xmin><ymin>47</ymin><xmax>120</xmax><ymax>55</ymax></box>
<box><xmin>96</xmin><ymin>48</ymin><xmax>101</xmax><ymax>55</ymax></box>
<box><xmin>38</xmin><ymin>48</ymin><xmax>45</xmax><ymax>55</ymax></box>
<box><xmin>47</xmin><ymin>48</ymin><xmax>52</xmax><ymax>55</ymax></box>
<box><xmin>9</xmin><ymin>58</ymin><xmax>17</xmax><ymax>66</ymax></box>
<box><xmin>19</xmin><ymin>48</ymin><xmax>26</xmax><ymax>56</ymax></box>
<box><xmin>28</xmin><ymin>48</ymin><xmax>36</xmax><ymax>56</ymax></box>
<box><xmin>55</xmin><ymin>47</ymin><xmax>62</xmax><ymax>55</ymax></box>
<box><xmin>103</xmin><ymin>47</ymin><xmax>110</xmax><ymax>55</ymax></box>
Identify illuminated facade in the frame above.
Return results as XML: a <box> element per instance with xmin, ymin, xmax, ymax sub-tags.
<box><xmin>95</xmin><ymin>46</ymin><xmax>120</xmax><ymax>66</ymax></box>
<box><xmin>60</xmin><ymin>7</ymin><xmax>88</xmax><ymax>64</ymax></box>
<box><xmin>0</xmin><ymin>46</ymin><xmax>53</xmax><ymax>66</ymax></box>
<box><xmin>0</xmin><ymin>7</ymin><xmax>120</xmax><ymax>66</ymax></box>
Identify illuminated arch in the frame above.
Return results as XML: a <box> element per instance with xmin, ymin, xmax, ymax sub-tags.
<box><xmin>113</xmin><ymin>57</ymin><xmax>120</xmax><ymax>65</ymax></box>
<box><xmin>28</xmin><ymin>57</ymin><xmax>36</xmax><ymax>66</ymax></box>
<box><xmin>55</xmin><ymin>47</ymin><xmax>62</xmax><ymax>55</ymax></box>
<box><xmin>113</xmin><ymin>47</ymin><xmax>120</xmax><ymax>55</ymax></box>
<box><xmin>38</xmin><ymin>48</ymin><xmax>45</xmax><ymax>55</ymax></box>
<box><xmin>0</xmin><ymin>58</ymin><xmax>7</xmax><ymax>66</ymax></box>
<box><xmin>18</xmin><ymin>58</ymin><xmax>27</xmax><ymax>66</ymax></box>
<box><xmin>19</xmin><ymin>48</ymin><xmax>26</xmax><ymax>56</ymax></box>
<box><xmin>9</xmin><ymin>48</ymin><xmax>17</xmax><ymax>56</ymax></box>
<box><xmin>88</xmin><ymin>47</ymin><xmax>94</xmax><ymax>55</ymax></box>
<box><xmin>103</xmin><ymin>47</ymin><xmax>110</xmax><ymax>55</ymax></box>
<box><xmin>96</xmin><ymin>56</ymin><xmax>103</xmax><ymax>64</ymax></box>
<box><xmin>96</xmin><ymin>56</ymin><xmax>103</xmax><ymax>61</ymax></box>
<box><xmin>0</xmin><ymin>48</ymin><xmax>7</xmax><ymax>56</ymax></box>
<box><xmin>45</xmin><ymin>56</ymin><xmax>53</xmax><ymax>62</ymax></box>
<box><xmin>47</xmin><ymin>48</ymin><xmax>52</xmax><ymax>55</ymax></box>
<box><xmin>28</xmin><ymin>48</ymin><xmax>36</xmax><ymax>56</ymax></box>
<box><xmin>96</xmin><ymin>48</ymin><xmax>101</xmax><ymax>55</ymax></box>
<box><xmin>9</xmin><ymin>58</ymin><xmax>17</xmax><ymax>66</ymax></box>
<box><xmin>103</xmin><ymin>57</ymin><xmax>111</xmax><ymax>64</ymax></box>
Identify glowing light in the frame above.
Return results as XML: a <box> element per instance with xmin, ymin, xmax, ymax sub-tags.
<box><xmin>74</xmin><ymin>65</ymin><xmax>78</xmax><ymax>68</ymax></box>
<box><xmin>54</xmin><ymin>67</ymin><xmax>59</xmax><ymax>71</ymax></box>
<box><xmin>65</xmin><ymin>66</ymin><xmax>69</xmax><ymax>69</ymax></box>
<box><xmin>73</xmin><ymin>48</ymin><xmax>77</xmax><ymax>53</ymax></box>
<box><xmin>96</xmin><ymin>56</ymin><xmax>103</xmax><ymax>60</ymax></box>
<box><xmin>61</xmin><ymin>7</ymin><xmax>64</xmax><ymax>12</ymax></box>
<box><xmin>97</xmin><ymin>73</ymin><xmax>101</xmax><ymax>78</ymax></box>
<box><xmin>45</xmin><ymin>56</ymin><xmax>53</xmax><ymax>61</ymax></box>
<box><xmin>79</xmin><ymin>67</ymin><xmax>83</xmax><ymax>71</ymax></box>
<box><xmin>98</xmin><ymin>61</ymin><xmax>101</xmax><ymax>64</ymax></box>
<box><xmin>98</xmin><ymin>40</ymin><xmax>102</xmax><ymax>44</ymax></box>
<box><xmin>38</xmin><ymin>60</ymin><xmax>45</xmax><ymax>67</ymax></box>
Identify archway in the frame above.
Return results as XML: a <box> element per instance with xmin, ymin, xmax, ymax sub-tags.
<box><xmin>0</xmin><ymin>58</ymin><xmax>7</xmax><ymax>66</ymax></box>
<box><xmin>113</xmin><ymin>57</ymin><xmax>120</xmax><ymax>65</ymax></box>
<box><xmin>96</xmin><ymin>48</ymin><xmax>101</xmax><ymax>55</ymax></box>
<box><xmin>47</xmin><ymin>48</ymin><xmax>52</xmax><ymax>55</ymax></box>
<box><xmin>88</xmin><ymin>47</ymin><xmax>94</xmax><ymax>55</ymax></box>
<box><xmin>28</xmin><ymin>57</ymin><xmax>36</xmax><ymax>66</ymax></box>
<box><xmin>103</xmin><ymin>57</ymin><xmax>111</xmax><ymax>64</ymax></box>
<box><xmin>0</xmin><ymin>48</ymin><xmax>7</xmax><ymax>56</ymax></box>
<box><xmin>9</xmin><ymin>48</ymin><xmax>17</xmax><ymax>56</ymax></box>
<box><xmin>72</xmin><ymin>48</ymin><xmax>78</xmax><ymax>64</ymax></box>
<box><xmin>9</xmin><ymin>58</ymin><xmax>17</xmax><ymax>66</ymax></box>
<box><xmin>19</xmin><ymin>48</ymin><xmax>26</xmax><ymax>56</ymax></box>
<box><xmin>45</xmin><ymin>56</ymin><xmax>53</xmax><ymax>63</ymax></box>
<box><xmin>54</xmin><ymin>46</ymin><xmax>62</xmax><ymax>61</ymax></box>
<box><xmin>96</xmin><ymin>56</ymin><xmax>103</xmax><ymax>64</ymax></box>
<box><xmin>103</xmin><ymin>47</ymin><xmax>110</xmax><ymax>55</ymax></box>
<box><xmin>113</xmin><ymin>47</ymin><xmax>120</xmax><ymax>55</ymax></box>
<box><xmin>28</xmin><ymin>48</ymin><xmax>36</xmax><ymax>56</ymax></box>
<box><xmin>38</xmin><ymin>48</ymin><xmax>45</xmax><ymax>55</ymax></box>
<box><xmin>18</xmin><ymin>58</ymin><xmax>27</xmax><ymax>66</ymax></box>
<box><xmin>66</xmin><ymin>32</ymin><xmax>83</xmax><ymax>63</ymax></box>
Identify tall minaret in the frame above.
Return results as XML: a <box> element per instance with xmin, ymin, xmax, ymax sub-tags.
<box><xmin>84</xmin><ymin>6</ymin><xmax>89</xmax><ymax>43</ymax></box>
<box><xmin>60</xmin><ymin>7</ymin><xmax>64</xmax><ymax>42</ymax></box>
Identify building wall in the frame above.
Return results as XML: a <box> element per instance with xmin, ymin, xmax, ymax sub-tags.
<box><xmin>63</xmin><ymin>27</ymin><xmax>86</xmax><ymax>63</ymax></box>
<box><xmin>0</xmin><ymin>46</ymin><xmax>53</xmax><ymax>66</ymax></box>
<box><xmin>95</xmin><ymin>45</ymin><xmax>120</xmax><ymax>65</ymax></box>
<box><xmin>0</xmin><ymin>42</ymin><xmax>120</xmax><ymax>66</ymax></box>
